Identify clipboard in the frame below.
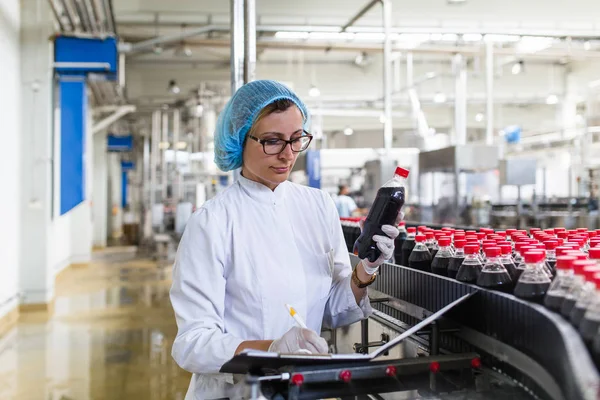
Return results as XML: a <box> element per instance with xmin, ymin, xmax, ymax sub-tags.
<box><xmin>220</xmin><ymin>292</ymin><xmax>475</xmax><ymax>374</ymax></box>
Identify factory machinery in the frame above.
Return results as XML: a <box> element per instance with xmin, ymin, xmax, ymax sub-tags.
<box><xmin>224</xmin><ymin>224</ymin><xmax>600</xmax><ymax>400</ymax></box>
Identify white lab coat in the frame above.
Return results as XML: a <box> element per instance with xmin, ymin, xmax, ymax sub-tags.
<box><xmin>170</xmin><ymin>174</ymin><xmax>372</xmax><ymax>399</ymax></box>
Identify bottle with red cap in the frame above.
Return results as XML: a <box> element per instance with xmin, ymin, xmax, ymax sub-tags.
<box><xmin>560</xmin><ymin>259</ymin><xmax>589</xmax><ymax>318</ymax></box>
<box><xmin>477</xmin><ymin>246</ymin><xmax>513</xmax><ymax>291</ymax></box>
<box><xmin>514</xmin><ymin>245</ymin><xmax>536</xmax><ymax>280</ymax></box>
<box><xmin>408</xmin><ymin>234</ymin><xmax>432</xmax><ymax>272</ymax></box>
<box><xmin>544</xmin><ymin>240</ymin><xmax>559</xmax><ymax>276</ymax></box>
<box><xmin>400</xmin><ymin>227</ymin><xmax>417</xmax><ymax>266</ymax></box>
<box><xmin>448</xmin><ymin>239</ymin><xmax>466</xmax><ymax>279</ymax></box>
<box><xmin>544</xmin><ymin>256</ymin><xmax>577</xmax><ymax>311</ymax></box>
<box><xmin>353</xmin><ymin>167</ymin><xmax>409</xmax><ymax>263</ymax></box>
<box><xmin>431</xmin><ymin>237</ymin><xmax>453</xmax><ymax>276</ymax></box>
<box><xmin>589</xmin><ymin>248</ymin><xmax>600</xmax><ymax>266</ymax></box>
<box><xmin>513</xmin><ymin>250</ymin><xmax>551</xmax><ymax>302</ymax></box>
<box><xmin>393</xmin><ymin>221</ymin><xmax>408</xmax><ymax>265</ymax></box>
<box><xmin>498</xmin><ymin>243</ymin><xmax>519</xmax><ymax>282</ymax></box>
<box><xmin>570</xmin><ymin>262</ymin><xmax>600</xmax><ymax>327</ymax></box>
<box><xmin>425</xmin><ymin>232</ymin><xmax>439</xmax><ymax>258</ymax></box>
<box><xmin>578</xmin><ymin>274</ymin><xmax>600</xmax><ymax>343</ymax></box>
<box><xmin>456</xmin><ymin>244</ymin><xmax>483</xmax><ymax>283</ymax></box>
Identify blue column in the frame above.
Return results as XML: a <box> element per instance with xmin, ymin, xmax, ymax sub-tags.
<box><xmin>59</xmin><ymin>78</ymin><xmax>87</xmax><ymax>215</ymax></box>
<box><xmin>121</xmin><ymin>171</ymin><xmax>128</xmax><ymax>208</ymax></box>
<box><xmin>306</xmin><ymin>150</ymin><xmax>321</xmax><ymax>189</ymax></box>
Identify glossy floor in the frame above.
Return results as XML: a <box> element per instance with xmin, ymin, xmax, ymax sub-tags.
<box><xmin>0</xmin><ymin>247</ymin><xmax>191</xmax><ymax>400</ymax></box>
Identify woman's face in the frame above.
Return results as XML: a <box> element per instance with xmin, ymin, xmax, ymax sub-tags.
<box><xmin>242</xmin><ymin>106</ymin><xmax>304</xmax><ymax>190</ymax></box>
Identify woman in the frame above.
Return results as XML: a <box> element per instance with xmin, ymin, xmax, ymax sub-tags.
<box><xmin>170</xmin><ymin>80</ymin><xmax>400</xmax><ymax>399</ymax></box>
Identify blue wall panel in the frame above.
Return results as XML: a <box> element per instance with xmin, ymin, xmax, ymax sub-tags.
<box><xmin>59</xmin><ymin>79</ymin><xmax>86</xmax><ymax>215</ymax></box>
<box><xmin>54</xmin><ymin>37</ymin><xmax>118</xmax><ymax>75</ymax></box>
<box><xmin>121</xmin><ymin>171</ymin><xmax>128</xmax><ymax>208</ymax></box>
<box><xmin>306</xmin><ymin>150</ymin><xmax>321</xmax><ymax>189</ymax></box>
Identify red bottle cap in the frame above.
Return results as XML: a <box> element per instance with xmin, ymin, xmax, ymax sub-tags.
<box><xmin>583</xmin><ymin>266</ymin><xmax>600</xmax><ymax>281</ymax></box>
<box><xmin>482</xmin><ymin>240</ymin><xmax>496</xmax><ymax>246</ymax></box>
<box><xmin>499</xmin><ymin>244</ymin><xmax>512</xmax><ymax>255</ymax></box>
<box><xmin>593</xmin><ymin>275</ymin><xmax>600</xmax><ymax>289</ymax></box>
<box><xmin>407</xmin><ymin>227</ymin><xmax>416</xmax><ymax>234</ymax></box>
<box><xmin>544</xmin><ymin>229</ymin><xmax>555</xmax><ymax>235</ymax></box>
<box><xmin>556</xmin><ymin>246</ymin><xmax>575</xmax><ymax>256</ymax></box>
<box><xmin>399</xmin><ymin>221</ymin><xmax>406</xmax><ymax>226</ymax></box>
<box><xmin>415</xmin><ymin>234</ymin><xmax>426</xmax><ymax>243</ymax></box>
<box><xmin>438</xmin><ymin>237</ymin><xmax>451</xmax><ymax>247</ymax></box>
<box><xmin>556</xmin><ymin>255</ymin><xmax>577</xmax><ymax>270</ymax></box>
<box><xmin>544</xmin><ymin>240</ymin><xmax>558</xmax><ymax>250</ymax></box>
<box><xmin>573</xmin><ymin>260</ymin><xmax>594</xmax><ymax>276</ymax></box>
<box><xmin>466</xmin><ymin>230</ymin><xmax>477</xmax><ymax>234</ymax></box>
<box><xmin>530</xmin><ymin>228</ymin><xmax>541</xmax><ymax>233</ymax></box>
<box><xmin>484</xmin><ymin>247</ymin><xmax>500</xmax><ymax>257</ymax></box>
<box><xmin>557</xmin><ymin>231</ymin><xmax>569</xmax><ymax>239</ymax></box>
<box><xmin>395</xmin><ymin>167</ymin><xmax>410</xmax><ymax>178</ymax></box>
<box><xmin>464</xmin><ymin>244</ymin><xmax>479</xmax><ymax>255</ymax></box>
<box><xmin>480</xmin><ymin>228</ymin><xmax>494</xmax><ymax>234</ymax></box>
<box><xmin>589</xmin><ymin>248</ymin><xmax>600</xmax><ymax>260</ymax></box>
<box><xmin>523</xmin><ymin>250</ymin><xmax>545</xmax><ymax>263</ymax></box>
<box><xmin>565</xmin><ymin>251</ymin><xmax>588</xmax><ymax>261</ymax></box>
<box><xmin>476</xmin><ymin>232</ymin><xmax>486</xmax><ymax>240</ymax></box>
<box><xmin>589</xmin><ymin>231</ymin><xmax>597</xmax><ymax>238</ymax></box>
<box><xmin>454</xmin><ymin>239</ymin><xmax>466</xmax><ymax>249</ymax></box>
<box><xmin>426</xmin><ymin>232</ymin><xmax>435</xmax><ymax>240</ymax></box>
<box><xmin>578</xmin><ymin>228</ymin><xmax>589</xmax><ymax>233</ymax></box>
<box><xmin>506</xmin><ymin>229</ymin><xmax>517</xmax><ymax>234</ymax></box>
<box><xmin>435</xmin><ymin>232</ymin><xmax>446</xmax><ymax>239</ymax></box>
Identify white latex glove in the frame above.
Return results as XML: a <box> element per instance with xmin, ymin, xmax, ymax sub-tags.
<box><xmin>268</xmin><ymin>326</ymin><xmax>329</xmax><ymax>354</ymax></box>
<box><xmin>359</xmin><ymin>212</ymin><xmax>404</xmax><ymax>275</ymax></box>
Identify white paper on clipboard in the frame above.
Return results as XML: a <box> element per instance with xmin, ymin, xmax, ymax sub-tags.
<box><xmin>242</xmin><ymin>292</ymin><xmax>475</xmax><ymax>362</ymax></box>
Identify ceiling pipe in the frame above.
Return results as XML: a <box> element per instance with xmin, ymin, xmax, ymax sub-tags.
<box><xmin>92</xmin><ymin>105</ymin><xmax>136</xmax><ymax>134</ymax></box>
<box><xmin>126</xmin><ymin>25</ymin><xmax>218</xmax><ymax>53</ymax></box>
<box><xmin>82</xmin><ymin>0</ymin><xmax>99</xmax><ymax>33</ymax></box>
<box><xmin>73</xmin><ymin>0</ymin><xmax>91</xmax><ymax>32</ymax></box>
<box><xmin>340</xmin><ymin>0</ymin><xmax>380</xmax><ymax>32</ymax></box>
<box><xmin>91</xmin><ymin>0</ymin><xmax>106</xmax><ymax>33</ymax></box>
<box><xmin>58</xmin><ymin>0</ymin><xmax>77</xmax><ymax>31</ymax></box>
<box><xmin>47</xmin><ymin>0</ymin><xmax>67</xmax><ymax>32</ymax></box>
<box><xmin>101</xmin><ymin>0</ymin><xmax>115</xmax><ymax>33</ymax></box>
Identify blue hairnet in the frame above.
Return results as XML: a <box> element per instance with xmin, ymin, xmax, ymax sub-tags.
<box><xmin>214</xmin><ymin>80</ymin><xmax>310</xmax><ymax>172</ymax></box>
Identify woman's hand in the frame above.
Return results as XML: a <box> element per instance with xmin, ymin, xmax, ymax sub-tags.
<box><xmin>359</xmin><ymin>212</ymin><xmax>404</xmax><ymax>275</ymax></box>
<box><xmin>268</xmin><ymin>326</ymin><xmax>329</xmax><ymax>354</ymax></box>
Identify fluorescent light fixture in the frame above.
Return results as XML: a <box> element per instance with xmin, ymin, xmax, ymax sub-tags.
<box><xmin>308</xmin><ymin>31</ymin><xmax>354</xmax><ymax>40</ymax></box>
<box><xmin>516</xmin><ymin>36</ymin><xmax>553</xmax><ymax>54</ymax></box>
<box><xmin>308</xmin><ymin>85</ymin><xmax>321</xmax><ymax>97</ymax></box>
<box><xmin>425</xmin><ymin>72</ymin><xmax>437</xmax><ymax>79</ymax></box>
<box><xmin>584</xmin><ymin>41</ymin><xmax>592</xmax><ymax>50</ymax></box>
<box><xmin>433</xmin><ymin>91</ymin><xmax>447</xmax><ymax>103</ymax></box>
<box><xmin>343</xmin><ymin>126</ymin><xmax>354</xmax><ymax>136</ymax></box>
<box><xmin>475</xmin><ymin>113</ymin><xmax>484</xmax><ymax>122</ymax></box>
<box><xmin>196</xmin><ymin>104</ymin><xmax>204</xmax><ymax>117</ymax></box>
<box><xmin>546</xmin><ymin>94</ymin><xmax>559</xmax><ymax>105</ymax></box>
<box><xmin>275</xmin><ymin>31</ymin><xmax>309</xmax><ymax>39</ymax></box>
<box><xmin>511</xmin><ymin>61</ymin><xmax>523</xmax><ymax>75</ymax></box>
<box><xmin>484</xmin><ymin>34</ymin><xmax>520</xmax><ymax>43</ymax></box>
<box><xmin>447</xmin><ymin>0</ymin><xmax>467</xmax><ymax>4</ymax></box>
<box><xmin>441</xmin><ymin>33</ymin><xmax>459</xmax><ymax>42</ymax></box>
<box><xmin>429</xmin><ymin>33</ymin><xmax>443</xmax><ymax>41</ymax></box>
<box><xmin>397</xmin><ymin>33</ymin><xmax>428</xmax><ymax>48</ymax></box>
<box><xmin>462</xmin><ymin>33</ymin><xmax>483</xmax><ymax>42</ymax></box>
<box><xmin>159</xmin><ymin>142</ymin><xmax>170</xmax><ymax>149</ymax></box>
<box><xmin>176</xmin><ymin>141</ymin><xmax>188</xmax><ymax>150</ymax></box>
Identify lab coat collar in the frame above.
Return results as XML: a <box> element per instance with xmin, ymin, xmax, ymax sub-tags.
<box><xmin>237</xmin><ymin>173</ymin><xmax>288</xmax><ymax>204</ymax></box>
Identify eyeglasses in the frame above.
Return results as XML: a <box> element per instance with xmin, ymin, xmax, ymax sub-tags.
<box><xmin>247</xmin><ymin>131</ymin><xmax>313</xmax><ymax>155</ymax></box>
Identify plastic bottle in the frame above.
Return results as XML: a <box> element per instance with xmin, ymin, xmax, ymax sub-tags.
<box><xmin>431</xmin><ymin>237</ymin><xmax>453</xmax><ymax>276</ymax></box>
<box><xmin>400</xmin><ymin>227</ymin><xmax>416</xmax><ymax>266</ymax></box>
<box><xmin>514</xmin><ymin>245</ymin><xmax>536</xmax><ymax>280</ymax></box>
<box><xmin>513</xmin><ymin>250</ymin><xmax>551</xmax><ymax>303</ymax></box>
<box><xmin>393</xmin><ymin>222</ymin><xmax>408</xmax><ymax>265</ymax></box>
<box><xmin>589</xmin><ymin>248</ymin><xmax>600</xmax><ymax>267</ymax></box>
<box><xmin>354</xmin><ymin>167</ymin><xmax>409</xmax><ymax>263</ymax></box>
<box><xmin>425</xmin><ymin>232</ymin><xmax>438</xmax><ymax>258</ymax></box>
<box><xmin>448</xmin><ymin>239</ymin><xmax>466</xmax><ymax>279</ymax></box>
<box><xmin>477</xmin><ymin>246</ymin><xmax>513</xmax><ymax>292</ymax></box>
<box><xmin>544</xmin><ymin>240</ymin><xmax>558</xmax><ymax>276</ymax></box>
<box><xmin>408</xmin><ymin>234</ymin><xmax>432</xmax><ymax>272</ymax></box>
<box><xmin>543</xmin><ymin>256</ymin><xmax>577</xmax><ymax>311</ymax></box>
<box><xmin>456</xmin><ymin>244</ymin><xmax>483</xmax><ymax>283</ymax></box>
<box><xmin>498</xmin><ymin>243</ymin><xmax>519</xmax><ymax>282</ymax></box>
<box><xmin>578</xmin><ymin>275</ymin><xmax>600</xmax><ymax>343</ymax></box>
<box><xmin>569</xmin><ymin>263</ymin><xmax>600</xmax><ymax>327</ymax></box>
<box><xmin>560</xmin><ymin>260</ymin><xmax>589</xmax><ymax>318</ymax></box>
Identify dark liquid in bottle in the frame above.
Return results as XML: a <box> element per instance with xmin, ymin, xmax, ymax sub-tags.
<box><xmin>477</xmin><ymin>271</ymin><xmax>513</xmax><ymax>292</ymax></box>
<box><xmin>456</xmin><ymin>263</ymin><xmax>481</xmax><ymax>283</ymax></box>
<box><xmin>393</xmin><ymin>231</ymin><xmax>407</xmax><ymax>265</ymax></box>
<box><xmin>400</xmin><ymin>238</ymin><xmax>415</xmax><ymax>267</ymax></box>
<box><xmin>561</xmin><ymin>297</ymin><xmax>577</xmax><ymax>318</ymax></box>
<box><xmin>408</xmin><ymin>249</ymin><xmax>432</xmax><ymax>272</ymax></box>
<box><xmin>447</xmin><ymin>257</ymin><xmax>465</xmax><ymax>279</ymax></box>
<box><xmin>354</xmin><ymin>186</ymin><xmax>405</xmax><ymax>263</ymax></box>
<box><xmin>570</xmin><ymin>305</ymin><xmax>588</xmax><ymax>327</ymax></box>
<box><xmin>502</xmin><ymin>262</ymin><xmax>519</xmax><ymax>282</ymax></box>
<box><xmin>593</xmin><ymin>334</ymin><xmax>600</xmax><ymax>362</ymax></box>
<box><xmin>546</xmin><ymin>259</ymin><xmax>556</xmax><ymax>272</ymax></box>
<box><xmin>513</xmin><ymin>282</ymin><xmax>550</xmax><ymax>303</ymax></box>
<box><xmin>431</xmin><ymin>256</ymin><xmax>451</xmax><ymax>277</ymax></box>
<box><xmin>543</xmin><ymin>293</ymin><xmax>565</xmax><ymax>311</ymax></box>
<box><xmin>579</xmin><ymin>317</ymin><xmax>600</xmax><ymax>342</ymax></box>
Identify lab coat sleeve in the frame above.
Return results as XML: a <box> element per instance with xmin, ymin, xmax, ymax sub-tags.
<box><xmin>322</xmin><ymin>195</ymin><xmax>373</xmax><ymax>329</ymax></box>
<box><xmin>170</xmin><ymin>208</ymin><xmax>244</xmax><ymax>374</ymax></box>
